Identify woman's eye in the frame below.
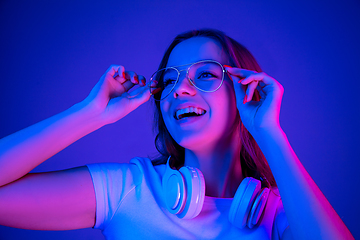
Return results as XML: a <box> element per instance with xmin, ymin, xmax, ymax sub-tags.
<box><xmin>198</xmin><ymin>71</ymin><xmax>217</xmax><ymax>79</ymax></box>
<box><xmin>164</xmin><ymin>78</ymin><xmax>176</xmax><ymax>87</ymax></box>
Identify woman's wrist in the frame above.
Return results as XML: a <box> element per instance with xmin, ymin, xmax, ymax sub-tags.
<box><xmin>250</xmin><ymin>123</ymin><xmax>284</xmax><ymax>143</ymax></box>
<box><xmin>74</xmin><ymin>99</ymin><xmax>109</xmax><ymax>129</ymax></box>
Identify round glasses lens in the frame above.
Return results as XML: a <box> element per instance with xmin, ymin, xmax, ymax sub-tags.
<box><xmin>149</xmin><ymin>61</ymin><xmax>224</xmax><ymax>101</ymax></box>
<box><xmin>188</xmin><ymin>61</ymin><xmax>224</xmax><ymax>92</ymax></box>
<box><xmin>150</xmin><ymin>67</ymin><xmax>179</xmax><ymax>100</ymax></box>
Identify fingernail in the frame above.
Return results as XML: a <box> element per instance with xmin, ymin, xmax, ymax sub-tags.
<box><xmin>243</xmin><ymin>94</ymin><xmax>247</xmax><ymax>104</ymax></box>
<box><xmin>238</xmin><ymin>77</ymin><xmax>246</xmax><ymax>83</ymax></box>
<box><xmin>223</xmin><ymin>65</ymin><xmax>232</xmax><ymax>69</ymax></box>
<box><xmin>150</xmin><ymin>80</ymin><xmax>158</xmax><ymax>87</ymax></box>
<box><xmin>151</xmin><ymin>87</ymin><xmax>162</xmax><ymax>95</ymax></box>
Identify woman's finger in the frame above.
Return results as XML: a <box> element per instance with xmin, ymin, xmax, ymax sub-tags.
<box><xmin>241</xmin><ymin>72</ymin><xmax>266</xmax><ymax>84</ymax></box>
<box><xmin>258</xmin><ymin>85</ymin><xmax>267</xmax><ymax>100</ymax></box>
<box><xmin>227</xmin><ymin>70</ymin><xmax>246</xmax><ymax>101</ymax></box>
<box><xmin>111</xmin><ymin>85</ymin><xmax>151</xmax><ymax>116</ymax></box>
<box><xmin>125</xmin><ymin>71</ymin><xmax>140</xmax><ymax>85</ymax></box>
<box><xmin>243</xmin><ymin>80</ymin><xmax>259</xmax><ymax>104</ymax></box>
<box><xmin>105</xmin><ymin>65</ymin><xmax>120</xmax><ymax>76</ymax></box>
<box><xmin>128</xmin><ymin>84</ymin><xmax>151</xmax><ymax>101</ymax></box>
<box><xmin>138</xmin><ymin>75</ymin><xmax>146</xmax><ymax>86</ymax></box>
<box><xmin>108</xmin><ymin>65</ymin><xmax>122</xmax><ymax>78</ymax></box>
<box><xmin>113</xmin><ymin>66</ymin><xmax>126</xmax><ymax>83</ymax></box>
<box><xmin>227</xmin><ymin>68</ymin><xmax>271</xmax><ymax>104</ymax></box>
<box><xmin>240</xmin><ymin>73</ymin><xmax>265</xmax><ymax>103</ymax></box>
<box><xmin>225</xmin><ymin>67</ymin><xmax>257</xmax><ymax>79</ymax></box>
<box><xmin>121</xmin><ymin>79</ymin><xmax>135</xmax><ymax>93</ymax></box>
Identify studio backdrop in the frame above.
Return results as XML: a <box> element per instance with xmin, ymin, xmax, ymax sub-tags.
<box><xmin>0</xmin><ymin>1</ymin><xmax>359</xmax><ymax>239</ymax></box>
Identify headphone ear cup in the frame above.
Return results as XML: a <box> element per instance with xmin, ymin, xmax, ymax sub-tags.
<box><xmin>162</xmin><ymin>160</ymin><xmax>186</xmax><ymax>214</ymax></box>
<box><xmin>229</xmin><ymin>177</ymin><xmax>261</xmax><ymax>229</ymax></box>
<box><xmin>247</xmin><ymin>187</ymin><xmax>270</xmax><ymax>228</ymax></box>
<box><xmin>177</xmin><ymin>166</ymin><xmax>205</xmax><ymax>219</ymax></box>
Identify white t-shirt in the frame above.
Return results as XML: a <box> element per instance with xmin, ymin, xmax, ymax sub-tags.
<box><xmin>86</xmin><ymin>157</ymin><xmax>289</xmax><ymax>240</ymax></box>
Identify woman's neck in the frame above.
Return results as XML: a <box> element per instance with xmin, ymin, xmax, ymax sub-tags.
<box><xmin>184</xmin><ymin>132</ymin><xmax>243</xmax><ymax>198</ymax></box>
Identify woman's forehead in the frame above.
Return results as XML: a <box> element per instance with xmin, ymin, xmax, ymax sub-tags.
<box><xmin>166</xmin><ymin>37</ymin><xmax>228</xmax><ymax>68</ymax></box>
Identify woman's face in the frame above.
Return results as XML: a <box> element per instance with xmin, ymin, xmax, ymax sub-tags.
<box><xmin>160</xmin><ymin>37</ymin><xmax>239</xmax><ymax>151</ymax></box>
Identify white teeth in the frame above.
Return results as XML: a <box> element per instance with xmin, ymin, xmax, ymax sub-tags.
<box><xmin>175</xmin><ymin>107</ymin><xmax>206</xmax><ymax>120</ymax></box>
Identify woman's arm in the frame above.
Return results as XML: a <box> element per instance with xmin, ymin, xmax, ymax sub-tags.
<box><xmin>0</xmin><ymin>65</ymin><xmax>150</xmax><ymax>229</ymax></box>
<box><xmin>0</xmin><ymin>166</ymin><xmax>96</xmax><ymax>230</ymax></box>
<box><xmin>226</xmin><ymin>67</ymin><xmax>354</xmax><ymax>240</ymax></box>
<box><xmin>0</xmin><ymin>65</ymin><xmax>150</xmax><ymax>187</ymax></box>
<box><xmin>254</xmin><ymin>127</ymin><xmax>353</xmax><ymax>240</ymax></box>
<box><xmin>0</xmin><ymin>102</ymin><xmax>103</xmax><ymax>187</ymax></box>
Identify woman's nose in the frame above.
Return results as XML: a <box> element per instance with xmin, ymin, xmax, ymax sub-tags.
<box><xmin>172</xmin><ymin>72</ymin><xmax>196</xmax><ymax>98</ymax></box>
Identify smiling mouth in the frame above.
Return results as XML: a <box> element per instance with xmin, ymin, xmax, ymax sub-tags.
<box><xmin>174</xmin><ymin>107</ymin><xmax>207</xmax><ymax>120</ymax></box>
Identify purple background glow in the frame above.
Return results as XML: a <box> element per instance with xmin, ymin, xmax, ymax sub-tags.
<box><xmin>0</xmin><ymin>1</ymin><xmax>359</xmax><ymax>239</ymax></box>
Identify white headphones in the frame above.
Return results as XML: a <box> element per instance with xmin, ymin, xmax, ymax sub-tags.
<box><xmin>162</xmin><ymin>157</ymin><xmax>270</xmax><ymax>228</ymax></box>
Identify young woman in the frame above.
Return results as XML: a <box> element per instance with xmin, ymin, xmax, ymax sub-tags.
<box><xmin>0</xmin><ymin>29</ymin><xmax>354</xmax><ymax>239</ymax></box>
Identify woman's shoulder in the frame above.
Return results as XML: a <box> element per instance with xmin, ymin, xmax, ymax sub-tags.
<box><xmin>86</xmin><ymin>157</ymin><xmax>157</xmax><ymax>172</ymax></box>
<box><xmin>86</xmin><ymin>157</ymin><xmax>166</xmax><ymax>185</ymax></box>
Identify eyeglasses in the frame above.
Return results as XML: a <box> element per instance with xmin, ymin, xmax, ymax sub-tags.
<box><xmin>149</xmin><ymin>60</ymin><xmax>225</xmax><ymax>101</ymax></box>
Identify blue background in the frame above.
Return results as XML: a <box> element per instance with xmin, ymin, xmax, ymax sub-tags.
<box><xmin>0</xmin><ymin>0</ymin><xmax>359</xmax><ymax>239</ymax></box>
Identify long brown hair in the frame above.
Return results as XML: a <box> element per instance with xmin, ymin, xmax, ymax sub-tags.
<box><xmin>151</xmin><ymin>29</ymin><xmax>276</xmax><ymax>188</ymax></box>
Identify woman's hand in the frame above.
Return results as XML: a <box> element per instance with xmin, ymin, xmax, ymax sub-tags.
<box><xmin>84</xmin><ymin>65</ymin><xmax>151</xmax><ymax>124</ymax></box>
<box><xmin>226</xmin><ymin>68</ymin><xmax>355</xmax><ymax>240</ymax></box>
<box><xmin>0</xmin><ymin>65</ymin><xmax>151</xmax><ymax>186</ymax></box>
<box><xmin>225</xmin><ymin>67</ymin><xmax>284</xmax><ymax>135</ymax></box>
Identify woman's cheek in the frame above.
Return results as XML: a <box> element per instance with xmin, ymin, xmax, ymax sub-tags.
<box><xmin>160</xmin><ymin>101</ymin><xmax>173</xmax><ymax>129</ymax></box>
<box><xmin>160</xmin><ymin>101</ymin><xmax>170</xmax><ymax>114</ymax></box>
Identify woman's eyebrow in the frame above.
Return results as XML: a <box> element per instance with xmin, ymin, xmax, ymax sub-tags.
<box><xmin>166</xmin><ymin>59</ymin><xmax>215</xmax><ymax>69</ymax></box>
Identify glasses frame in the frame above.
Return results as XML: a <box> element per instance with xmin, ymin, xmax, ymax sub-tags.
<box><xmin>150</xmin><ymin>59</ymin><xmax>226</xmax><ymax>101</ymax></box>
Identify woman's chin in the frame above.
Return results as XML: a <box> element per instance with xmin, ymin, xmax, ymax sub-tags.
<box><xmin>173</xmin><ymin>132</ymin><xmax>217</xmax><ymax>152</ymax></box>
